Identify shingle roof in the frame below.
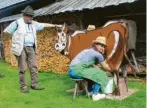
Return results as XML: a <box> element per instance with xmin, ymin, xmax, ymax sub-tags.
<box><xmin>35</xmin><ymin>0</ymin><xmax>136</xmax><ymax>16</ymax></box>
<box><xmin>0</xmin><ymin>0</ymin><xmax>137</xmax><ymax>23</ymax></box>
<box><xmin>0</xmin><ymin>0</ymin><xmax>27</xmax><ymax>10</ymax></box>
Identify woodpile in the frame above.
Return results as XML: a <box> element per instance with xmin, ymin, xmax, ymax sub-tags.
<box><xmin>3</xmin><ymin>28</ymin><xmax>70</xmax><ymax>74</ymax></box>
<box><xmin>37</xmin><ymin>28</ymin><xmax>70</xmax><ymax>73</ymax></box>
<box><xmin>3</xmin><ymin>34</ymin><xmax>18</xmax><ymax>67</ymax></box>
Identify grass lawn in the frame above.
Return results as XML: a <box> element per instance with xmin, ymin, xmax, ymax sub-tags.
<box><xmin>0</xmin><ymin>60</ymin><xmax>146</xmax><ymax>108</ymax></box>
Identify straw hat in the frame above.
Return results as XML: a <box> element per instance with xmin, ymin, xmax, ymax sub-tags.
<box><xmin>87</xmin><ymin>25</ymin><xmax>96</xmax><ymax>31</ymax></box>
<box><xmin>93</xmin><ymin>36</ymin><xmax>107</xmax><ymax>46</ymax></box>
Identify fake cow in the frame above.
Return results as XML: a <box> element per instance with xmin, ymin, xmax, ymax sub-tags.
<box><xmin>55</xmin><ymin>19</ymin><xmax>138</xmax><ymax>95</ymax></box>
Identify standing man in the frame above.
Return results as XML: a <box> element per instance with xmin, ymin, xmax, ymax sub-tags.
<box><xmin>4</xmin><ymin>6</ymin><xmax>62</xmax><ymax>93</ymax></box>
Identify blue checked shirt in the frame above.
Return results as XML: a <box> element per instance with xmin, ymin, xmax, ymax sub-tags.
<box><xmin>70</xmin><ymin>47</ymin><xmax>104</xmax><ymax>66</ymax></box>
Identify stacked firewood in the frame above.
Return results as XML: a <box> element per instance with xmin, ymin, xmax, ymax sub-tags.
<box><xmin>37</xmin><ymin>28</ymin><xmax>70</xmax><ymax>73</ymax></box>
<box><xmin>3</xmin><ymin>28</ymin><xmax>70</xmax><ymax>74</ymax></box>
<box><xmin>3</xmin><ymin>34</ymin><xmax>11</xmax><ymax>63</ymax></box>
<box><xmin>3</xmin><ymin>34</ymin><xmax>18</xmax><ymax>67</ymax></box>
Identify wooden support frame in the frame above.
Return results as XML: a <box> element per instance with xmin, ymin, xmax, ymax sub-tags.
<box><xmin>104</xmin><ymin>12</ymin><xmax>146</xmax><ymax>18</ymax></box>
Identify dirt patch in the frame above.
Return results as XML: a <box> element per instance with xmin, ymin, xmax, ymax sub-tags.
<box><xmin>106</xmin><ymin>89</ymin><xmax>137</xmax><ymax>100</ymax></box>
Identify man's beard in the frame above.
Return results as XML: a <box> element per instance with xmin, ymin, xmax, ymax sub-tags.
<box><xmin>25</xmin><ymin>21</ymin><xmax>32</xmax><ymax>24</ymax></box>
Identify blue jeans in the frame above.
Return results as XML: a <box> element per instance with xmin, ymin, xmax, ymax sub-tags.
<box><xmin>68</xmin><ymin>67</ymin><xmax>101</xmax><ymax>94</ymax></box>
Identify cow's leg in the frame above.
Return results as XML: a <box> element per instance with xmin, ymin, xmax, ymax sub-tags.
<box><xmin>123</xmin><ymin>68</ymin><xmax>128</xmax><ymax>92</ymax></box>
<box><xmin>124</xmin><ymin>77</ymin><xmax>128</xmax><ymax>92</ymax></box>
<box><xmin>114</xmin><ymin>72</ymin><xmax>120</xmax><ymax>96</ymax></box>
<box><xmin>122</xmin><ymin>66</ymin><xmax>128</xmax><ymax>92</ymax></box>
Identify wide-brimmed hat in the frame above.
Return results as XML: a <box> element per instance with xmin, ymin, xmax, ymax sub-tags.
<box><xmin>21</xmin><ymin>6</ymin><xmax>35</xmax><ymax>16</ymax></box>
<box><xmin>87</xmin><ymin>25</ymin><xmax>96</xmax><ymax>31</ymax></box>
<box><xmin>93</xmin><ymin>36</ymin><xmax>107</xmax><ymax>46</ymax></box>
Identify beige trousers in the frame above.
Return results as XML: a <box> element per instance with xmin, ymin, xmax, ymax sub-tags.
<box><xmin>15</xmin><ymin>46</ymin><xmax>38</xmax><ymax>89</ymax></box>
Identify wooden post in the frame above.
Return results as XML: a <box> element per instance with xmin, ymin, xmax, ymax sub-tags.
<box><xmin>79</xmin><ymin>13</ymin><xmax>84</xmax><ymax>30</ymax></box>
<box><xmin>1</xmin><ymin>23</ymin><xmax>4</xmax><ymax>40</ymax></box>
<box><xmin>0</xmin><ymin>24</ymin><xmax>5</xmax><ymax>60</ymax></box>
<box><xmin>131</xmin><ymin>51</ymin><xmax>140</xmax><ymax>73</ymax></box>
<box><xmin>0</xmin><ymin>24</ymin><xmax>2</xmax><ymax>39</ymax></box>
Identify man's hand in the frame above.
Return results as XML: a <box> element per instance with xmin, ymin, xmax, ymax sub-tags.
<box><xmin>100</xmin><ymin>61</ymin><xmax>112</xmax><ymax>72</ymax></box>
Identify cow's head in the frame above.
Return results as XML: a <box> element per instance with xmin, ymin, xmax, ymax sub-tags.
<box><xmin>55</xmin><ymin>23</ymin><xmax>68</xmax><ymax>52</ymax></box>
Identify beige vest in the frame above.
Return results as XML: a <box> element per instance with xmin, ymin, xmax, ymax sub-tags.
<box><xmin>11</xmin><ymin>18</ymin><xmax>37</xmax><ymax>56</ymax></box>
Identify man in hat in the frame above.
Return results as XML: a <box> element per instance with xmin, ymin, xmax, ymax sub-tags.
<box><xmin>3</xmin><ymin>6</ymin><xmax>62</xmax><ymax>93</ymax></box>
<box><xmin>68</xmin><ymin>36</ymin><xmax>113</xmax><ymax>101</ymax></box>
<box><xmin>87</xmin><ymin>25</ymin><xmax>96</xmax><ymax>31</ymax></box>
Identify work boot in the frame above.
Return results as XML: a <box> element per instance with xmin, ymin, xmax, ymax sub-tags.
<box><xmin>31</xmin><ymin>86</ymin><xmax>45</xmax><ymax>90</ymax></box>
<box><xmin>92</xmin><ymin>93</ymin><xmax>106</xmax><ymax>101</ymax></box>
<box><xmin>21</xmin><ymin>88</ymin><xmax>29</xmax><ymax>93</ymax></box>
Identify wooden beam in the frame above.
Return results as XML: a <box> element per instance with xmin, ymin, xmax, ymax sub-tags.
<box><xmin>104</xmin><ymin>12</ymin><xmax>146</xmax><ymax>18</ymax></box>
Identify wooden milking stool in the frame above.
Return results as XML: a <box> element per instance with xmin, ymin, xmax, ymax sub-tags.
<box><xmin>71</xmin><ymin>78</ymin><xmax>89</xmax><ymax>100</ymax></box>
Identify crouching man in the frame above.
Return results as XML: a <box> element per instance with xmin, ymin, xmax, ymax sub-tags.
<box><xmin>3</xmin><ymin>6</ymin><xmax>62</xmax><ymax>93</ymax></box>
<box><xmin>68</xmin><ymin>36</ymin><xmax>113</xmax><ymax>101</ymax></box>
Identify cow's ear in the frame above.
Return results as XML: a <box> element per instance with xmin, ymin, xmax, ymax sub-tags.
<box><xmin>62</xmin><ymin>23</ymin><xmax>66</xmax><ymax>31</ymax></box>
<box><xmin>62</xmin><ymin>23</ymin><xmax>68</xmax><ymax>33</ymax></box>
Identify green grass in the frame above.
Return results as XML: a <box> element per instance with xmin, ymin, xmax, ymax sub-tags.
<box><xmin>0</xmin><ymin>60</ymin><xmax>146</xmax><ymax>108</ymax></box>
